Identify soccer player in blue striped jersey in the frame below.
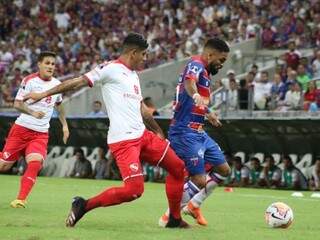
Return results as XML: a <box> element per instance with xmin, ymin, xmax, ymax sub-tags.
<box><xmin>159</xmin><ymin>38</ymin><xmax>231</xmax><ymax>227</ymax></box>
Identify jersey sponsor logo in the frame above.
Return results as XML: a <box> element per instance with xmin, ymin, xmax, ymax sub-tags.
<box><xmin>123</xmin><ymin>93</ymin><xmax>141</xmax><ymax>101</ymax></box>
<box><xmin>129</xmin><ymin>163</ymin><xmax>139</xmax><ymax>172</ymax></box>
<box><xmin>198</xmin><ymin>148</ymin><xmax>205</xmax><ymax>158</ymax></box>
<box><xmin>187</xmin><ymin>64</ymin><xmax>200</xmax><ymax>75</ymax></box>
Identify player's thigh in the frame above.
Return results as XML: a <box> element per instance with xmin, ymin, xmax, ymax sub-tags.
<box><xmin>204</xmin><ymin>135</ymin><xmax>230</xmax><ymax>175</ymax></box>
<box><xmin>0</xmin><ymin>125</ymin><xmax>27</xmax><ymax>171</ymax></box>
<box><xmin>25</xmin><ymin>133</ymin><xmax>49</xmax><ymax>163</ymax></box>
<box><xmin>109</xmin><ymin>141</ymin><xmax>143</xmax><ymax>181</ymax></box>
<box><xmin>140</xmin><ymin>130</ymin><xmax>170</xmax><ymax>166</ymax></box>
<box><xmin>170</xmin><ymin>133</ymin><xmax>206</xmax><ymax>176</ymax></box>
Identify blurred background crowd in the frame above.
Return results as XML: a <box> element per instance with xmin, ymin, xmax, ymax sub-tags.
<box><xmin>1</xmin><ymin>0</ymin><xmax>320</xmax><ymax>109</ymax></box>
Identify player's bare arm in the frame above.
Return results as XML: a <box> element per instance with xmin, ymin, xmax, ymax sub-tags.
<box><xmin>184</xmin><ymin>78</ymin><xmax>204</xmax><ymax>106</ymax></box>
<box><xmin>24</xmin><ymin>76</ymin><xmax>88</xmax><ymax>102</ymax></box>
<box><xmin>13</xmin><ymin>99</ymin><xmax>45</xmax><ymax>119</ymax></box>
<box><xmin>55</xmin><ymin>103</ymin><xmax>69</xmax><ymax>144</ymax></box>
<box><xmin>206</xmin><ymin>111</ymin><xmax>222</xmax><ymax>127</ymax></box>
<box><xmin>141</xmin><ymin>102</ymin><xmax>165</xmax><ymax>139</ymax></box>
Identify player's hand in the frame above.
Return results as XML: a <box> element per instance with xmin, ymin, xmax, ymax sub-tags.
<box><xmin>206</xmin><ymin>112</ymin><xmax>222</xmax><ymax>127</ymax></box>
<box><xmin>24</xmin><ymin>92</ymin><xmax>46</xmax><ymax>103</ymax></box>
<box><xmin>31</xmin><ymin>110</ymin><xmax>45</xmax><ymax>119</ymax></box>
<box><xmin>62</xmin><ymin>126</ymin><xmax>70</xmax><ymax>144</ymax></box>
<box><xmin>193</xmin><ymin>93</ymin><xmax>205</xmax><ymax>107</ymax></box>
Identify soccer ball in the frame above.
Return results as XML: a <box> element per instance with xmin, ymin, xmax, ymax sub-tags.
<box><xmin>265</xmin><ymin>202</ymin><xmax>294</xmax><ymax>228</ymax></box>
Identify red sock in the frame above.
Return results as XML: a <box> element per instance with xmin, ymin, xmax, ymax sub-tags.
<box><xmin>17</xmin><ymin>161</ymin><xmax>42</xmax><ymax>200</ymax></box>
<box><xmin>160</xmin><ymin>147</ymin><xmax>185</xmax><ymax>219</ymax></box>
<box><xmin>85</xmin><ymin>176</ymin><xmax>144</xmax><ymax>212</ymax></box>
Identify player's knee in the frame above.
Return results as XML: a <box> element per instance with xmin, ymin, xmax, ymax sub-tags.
<box><xmin>125</xmin><ymin>178</ymin><xmax>144</xmax><ymax>200</ymax></box>
<box><xmin>190</xmin><ymin>176</ymin><xmax>207</xmax><ymax>189</ymax></box>
<box><xmin>220</xmin><ymin>165</ymin><xmax>231</xmax><ymax>177</ymax></box>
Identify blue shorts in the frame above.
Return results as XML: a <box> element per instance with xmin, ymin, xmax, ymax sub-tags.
<box><xmin>169</xmin><ymin>131</ymin><xmax>225</xmax><ymax>176</ymax></box>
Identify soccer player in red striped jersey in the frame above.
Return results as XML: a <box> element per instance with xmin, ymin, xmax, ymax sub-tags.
<box><xmin>24</xmin><ymin>33</ymin><xmax>188</xmax><ymax>228</ymax></box>
<box><xmin>0</xmin><ymin>51</ymin><xmax>69</xmax><ymax>208</ymax></box>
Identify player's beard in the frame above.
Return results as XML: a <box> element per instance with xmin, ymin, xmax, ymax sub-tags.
<box><xmin>207</xmin><ymin>63</ymin><xmax>219</xmax><ymax>76</ymax></box>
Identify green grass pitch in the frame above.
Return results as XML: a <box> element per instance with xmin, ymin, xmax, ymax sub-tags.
<box><xmin>0</xmin><ymin>175</ymin><xmax>319</xmax><ymax>240</ymax></box>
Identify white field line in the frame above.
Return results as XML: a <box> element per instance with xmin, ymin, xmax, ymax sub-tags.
<box><xmin>214</xmin><ymin>192</ymin><xmax>320</xmax><ymax>202</ymax></box>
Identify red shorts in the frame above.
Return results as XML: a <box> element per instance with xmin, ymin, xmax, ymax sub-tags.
<box><xmin>109</xmin><ymin>130</ymin><xmax>170</xmax><ymax>181</ymax></box>
<box><xmin>0</xmin><ymin>124</ymin><xmax>49</xmax><ymax>163</ymax></box>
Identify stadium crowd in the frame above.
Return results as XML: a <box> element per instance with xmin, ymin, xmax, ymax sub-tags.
<box><xmin>212</xmin><ymin>45</ymin><xmax>320</xmax><ymax>112</ymax></box>
<box><xmin>1</xmin><ymin>0</ymin><xmax>320</xmax><ymax>108</ymax></box>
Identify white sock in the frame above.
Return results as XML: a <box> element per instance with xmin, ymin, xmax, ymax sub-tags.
<box><xmin>190</xmin><ymin>172</ymin><xmax>226</xmax><ymax>208</ymax></box>
<box><xmin>164</xmin><ymin>180</ymin><xmax>201</xmax><ymax>217</ymax></box>
<box><xmin>181</xmin><ymin>180</ymin><xmax>201</xmax><ymax>208</ymax></box>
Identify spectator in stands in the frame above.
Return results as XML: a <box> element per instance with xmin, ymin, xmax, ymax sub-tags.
<box><xmin>86</xmin><ymin>100</ymin><xmax>107</xmax><ymax>117</ymax></box>
<box><xmin>249</xmin><ymin>157</ymin><xmax>263</xmax><ymax>187</ymax></box>
<box><xmin>143</xmin><ymin>97</ymin><xmax>159</xmax><ymax>116</ymax></box>
<box><xmin>251</xmin><ymin>64</ymin><xmax>261</xmax><ymax>82</ymax></box>
<box><xmin>283</xmin><ymin>41</ymin><xmax>301</xmax><ymax>70</ymax></box>
<box><xmin>270</xmin><ymin>73</ymin><xmax>287</xmax><ymax>109</ymax></box>
<box><xmin>279</xmin><ymin>81</ymin><xmax>302</xmax><ymax>110</ymax></box>
<box><xmin>258</xmin><ymin>155</ymin><xmax>282</xmax><ymax>188</ymax></box>
<box><xmin>245</xmin><ymin>71</ymin><xmax>255</xmax><ymax>88</ymax></box>
<box><xmin>303</xmin><ymin>81</ymin><xmax>318</xmax><ymax>111</ymax></box>
<box><xmin>222</xmin><ymin>69</ymin><xmax>237</xmax><ymax>90</ymax></box>
<box><xmin>228</xmin><ymin>156</ymin><xmax>250</xmax><ymax>187</ymax></box>
<box><xmin>10</xmin><ymin>157</ymin><xmax>27</xmax><ymax>176</ymax></box>
<box><xmin>297</xmin><ymin>64</ymin><xmax>311</xmax><ymax>92</ymax></box>
<box><xmin>227</xmin><ymin>78</ymin><xmax>238</xmax><ymax>111</ymax></box>
<box><xmin>105</xmin><ymin>150</ymin><xmax>120</xmax><ymax>180</ymax></box>
<box><xmin>92</xmin><ymin>147</ymin><xmax>108</xmax><ymax>180</ymax></box>
<box><xmin>211</xmin><ymin>79</ymin><xmax>225</xmax><ymax>110</ymax></box>
<box><xmin>13</xmin><ymin>55</ymin><xmax>31</xmax><ymax>73</ymax></box>
<box><xmin>70</xmin><ymin>148</ymin><xmax>92</xmax><ymax>179</ymax></box>
<box><xmin>310</xmin><ymin>157</ymin><xmax>320</xmax><ymax>191</ymax></box>
<box><xmin>253</xmin><ymin>71</ymin><xmax>272</xmax><ymax>110</ymax></box>
<box><xmin>238</xmin><ymin>79</ymin><xmax>249</xmax><ymax>110</ymax></box>
<box><xmin>312</xmin><ymin>50</ymin><xmax>320</xmax><ymax>79</ymax></box>
<box><xmin>281</xmin><ymin>155</ymin><xmax>308</xmax><ymax>190</ymax></box>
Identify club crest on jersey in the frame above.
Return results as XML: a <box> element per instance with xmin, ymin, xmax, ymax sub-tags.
<box><xmin>133</xmin><ymin>85</ymin><xmax>139</xmax><ymax>95</ymax></box>
<box><xmin>129</xmin><ymin>163</ymin><xmax>139</xmax><ymax>172</ymax></box>
<box><xmin>198</xmin><ymin>148</ymin><xmax>205</xmax><ymax>158</ymax></box>
<box><xmin>3</xmin><ymin>151</ymin><xmax>11</xmax><ymax>159</ymax></box>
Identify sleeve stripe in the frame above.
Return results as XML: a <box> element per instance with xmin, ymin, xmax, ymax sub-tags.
<box><xmin>83</xmin><ymin>74</ymin><xmax>93</xmax><ymax>88</ymax></box>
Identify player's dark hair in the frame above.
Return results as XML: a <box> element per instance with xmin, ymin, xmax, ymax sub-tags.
<box><xmin>265</xmin><ymin>155</ymin><xmax>274</xmax><ymax>161</ymax></box>
<box><xmin>283</xmin><ymin>155</ymin><xmax>292</xmax><ymax>163</ymax></box>
<box><xmin>38</xmin><ymin>51</ymin><xmax>56</xmax><ymax>62</ymax></box>
<box><xmin>74</xmin><ymin>148</ymin><xmax>84</xmax><ymax>156</ymax></box>
<box><xmin>204</xmin><ymin>38</ymin><xmax>230</xmax><ymax>53</ymax></box>
<box><xmin>250</xmin><ymin>157</ymin><xmax>260</xmax><ymax>163</ymax></box>
<box><xmin>93</xmin><ymin>100</ymin><xmax>102</xmax><ymax>106</ymax></box>
<box><xmin>122</xmin><ymin>32</ymin><xmax>148</xmax><ymax>52</ymax></box>
<box><xmin>233</xmin><ymin>156</ymin><xmax>242</xmax><ymax>164</ymax></box>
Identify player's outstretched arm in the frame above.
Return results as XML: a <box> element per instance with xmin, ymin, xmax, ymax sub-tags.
<box><xmin>141</xmin><ymin>102</ymin><xmax>165</xmax><ymax>139</ymax></box>
<box><xmin>13</xmin><ymin>100</ymin><xmax>45</xmax><ymax>119</ymax></box>
<box><xmin>24</xmin><ymin>76</ymin><xmax>89</xmax><ymax>102</ymax></box>
<box><xmin>55</xmin><ymin>103</ymin><xmax>69</xmax><ymax>144</ymax></box>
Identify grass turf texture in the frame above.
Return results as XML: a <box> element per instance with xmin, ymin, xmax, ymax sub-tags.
<box><xmin>0</xmin><ymin>175</ymin><xmax>319</xmax><ymax>240</ymax></box>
